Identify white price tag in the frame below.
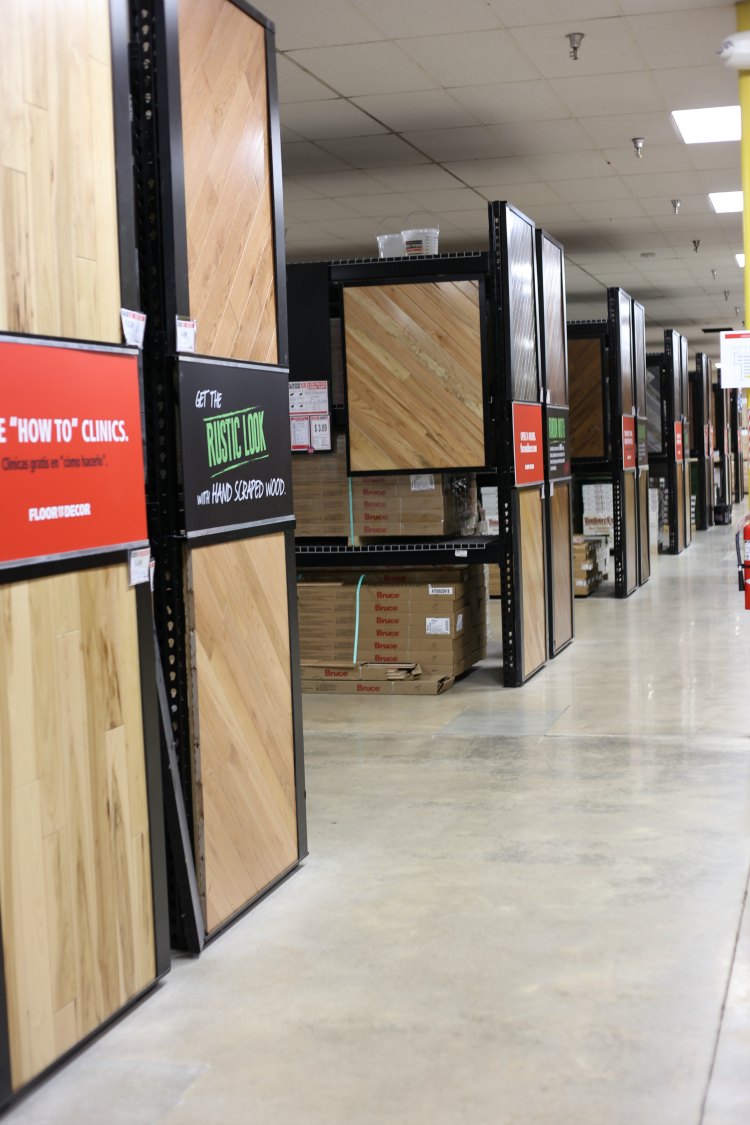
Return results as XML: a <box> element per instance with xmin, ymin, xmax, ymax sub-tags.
<box><xmin>290</xmin><ymin>416</ymin><xmax>311</xmax><ymax>450</ymax></box>
<box><xmin>428</xmin><ymin>584</ymin><xmax>454</xmax><ymax>596</ymax></box>
<box><xmin>456</xmin><ymin>612</ymin><xmax>464</xmax><ymax>633</ymax></box>
<box><xmin>120</xmin><ymin>308</ymin><xmax>146</xmax><ymax>348</ymax></box>
<box><xmin>454</xmin><ymin>549</ymin><xmax>468</xmax><ymax>558</ymax></box>
<box><xmin>426</xmin><ymin>616</ymin><xmax>451</xmax><ymax>636</ymax></box>
<box><xmin>176</xmin><ymin>317</ymin><xmax>197</xmax><ymax>353</ymax></box>
<box><xmin>128</xmin><ymin>547</ymin><xmax>151</xmax><ymax>586</ymax></box>
<box><xmin>410</xmin><ymin>474</ymin><xmax>435</xmax><ymax>492</ymax></box>
<box><xmin>310</xmin><ymin>414</ymin><xmax>331</xmax><ymax>451</ymax></box>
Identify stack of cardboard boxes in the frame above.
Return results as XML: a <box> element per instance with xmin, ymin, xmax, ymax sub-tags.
<box><xmin>298</xmin><ymin>566</ymin><xmax>487</xmax><ymax>694</ymax></box>
<box><xmin>291</xmin><ymin>433</ymin><xmax>350</xmax><ymax>538</ymax></box>
<box><xmin>573</xmin><ymin>535</ymin><xmax>604</xmax><ymax>597</ymax></box>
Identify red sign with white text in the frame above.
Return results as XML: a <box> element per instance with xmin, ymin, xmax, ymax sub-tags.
<box><xmin>512</xmin><ymin>402</ymin><xmax>544</xmax><ymax>485</ymax></box>
<box><xmin>621</xmin><ymin>415</ymin><xmax>636</xmax><ymax>469</ymax></box>
<box><xmin>0</xmin><ymin>340</ymin><xmax>148</xmax><ymax>567</ymax></box>
<box><xmin>674</xmin><ymin>421</ymin><xmax>683</xmax><ymax>462</ymax></box>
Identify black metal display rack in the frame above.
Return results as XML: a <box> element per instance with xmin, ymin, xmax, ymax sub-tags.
<box><xmin>730</xmin><ymin>389</ymin><xmax>746</xmax><ymax>504</ymax></box>
<box><xmin>289</xmin><ymin>203</ymin><xmax>570</xmax><ymax>686</ymax></box>
<box><xmin>647</xmin><ymin>331</ymin><xmax>691</xmax><ymax>555</ymax></box>
<box><xmin>713</xmin><ymin>381</ymin><xmax>733</xmax><ymax>523</ymax></box>
<box><xmin>691</xmin><ymin>353</ymin><xmax>714</xmax><ymax>530</ymax></box>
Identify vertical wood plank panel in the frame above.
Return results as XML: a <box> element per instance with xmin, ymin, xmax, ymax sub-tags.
<box><xmin>0</xmin><ymin>566</ymin><xmax>156</xmax><ymax>1092</ymax></box>
<box><xmin>519</xmin><ymin>488</ymin><xmax>547</xmax><ymax>680</ymax></box>
<box><xmin>569</xmin><ymin>338</ymin><xmax>606</xmax><ymax>459</ymax></box>
<box><xmin>551</xmin><ymin>482</ymin><xmax>573</xmax><ymax>651</ymax></box>
<box><xmin>190</xmin><ymin>533</ymin><xmax>298</xmax><ymax>933</ymax></box>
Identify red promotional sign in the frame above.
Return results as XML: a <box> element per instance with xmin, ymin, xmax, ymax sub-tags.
<box><xmin>674</xmin><ymin>421</ymin><xmax>683</xmax><ymax>462</ymax></box>
<box><xmin>0</xmin><ymin>340</ymin><xmax>148</xmax><ymax>567</ymax></box>
<box><xmin>621</xmin><ymin>415</ymin><xmax>636</xmax><ymax>469</ymax></box>
<box><xmin>512</xmin><ymin>402</ymin><xmax>544</xmax><ymax>485</ymax></box>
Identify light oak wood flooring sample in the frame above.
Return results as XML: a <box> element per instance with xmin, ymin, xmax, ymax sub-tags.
<box><xmin>344</xmin><ymin>280</ymin><xmax>485</xmax><ymax>472</ymax></box>
<box><xmin>519</xmin><ymin>487</ymin><xmax>547</xmax><ymax>680</ymax></box>
<box><xmin>638</xmin><ymin>468</ymin><xmax>651</xmax><ymax>583</ymax></box>
<box><xmin>0</xmin><ymin>0</ymin><xmax>121</xmax><ymax>341</ymax></box>
<box><xmin>550</xmin><ymin>482</ymin><xmax>573</xmax><ymax>653</ymax></box>
<box><xmin>190</xmin><ymin>533</ymin><xmax>298</xmax><ymax>933</ymax></box>
<box><xmin>624</xmin><ymin>472</ymin><xmax>638</xmax><ymax>593</ymax></box>
<box><xmin>569</xmin><ymin>337</ymin><xmax>606</xmax><ymax>459</ymax></box>
<box><xmin>676</xmin><ymin>461</ymin><xmax>686</xmax><ymax>552</ymax></box>
<box><xmin>0</xmin><ymin>566</ymin><xmax>155</xmax><ymax>1091</ymax></box>
<box><xmin>178</xmin><ymin>0</ymin><xmax>277</xmax><ymax>363</ymax></box>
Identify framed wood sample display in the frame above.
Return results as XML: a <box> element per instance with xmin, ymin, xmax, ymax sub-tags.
<box><xmin>692</xmin><ymin>353</ymin><xmax>714</xmax><ymax>529</ymax></box>
<box><xmin>632</xmin><ymin>300</ymin><xmax>650</xmax><ymax>585</ymax></box>
<box><xmin>342</xmin><ymin>279</ymin><xmax>487</xmax><ymax>473</ymax></box>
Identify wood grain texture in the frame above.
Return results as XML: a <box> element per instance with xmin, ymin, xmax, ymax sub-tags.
<box><xmin>569</xmin><ymin>338</ymin><xmax>606</xmax><ymax>459</ymax></box>
<box><xmin>343</xmin><ymin>280</ymin><xmax>485</xmax><ymax>472</ymax></box>
<box><xmin>189</xmin><ymin>533</ymin><xmax>298</xmax><ymax>933</ymax></box>
<box><xmin>0</xmin><ymin>566</ymin><xmax>155</xmax><ymax>1091</ymax></box>
<box><xmin>178</xmin><ymin>0</ymin><xmax>277</xmax><ymax>363</ymax></box>
<box><xmin>676</xmin><ymin>461</ymin><xmax>686</xmax><ymax>551</ymax></box>
<box><xmin>550</xmin><ymin>482</ymin><xmax>573</xmax><ymax>652</ymax></box>
<box><xmin>638</xmin><ymin>467</ymin><xmax>650</xmax><ymax>582</ymax></box>
<box><xmin>0</xmin><ymin>0</ymin><xmax>121</xmax><ymax>341</ymax></box>
<box><xmin>624</xmin><ymin>472</ymin><xmax>638</xmax><ymax>594</ymax></box>
<box><xmin>519</xmin><ymin>487</ymin><xmax>547</xmax><ymax>679</ymax></box>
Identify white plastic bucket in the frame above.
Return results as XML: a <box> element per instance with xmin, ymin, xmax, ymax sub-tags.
<box><xmin>376</xmin><ymin>233</ymin><xmax>404</xmax><ymax>258</ymax></box>
<box><xmin>402</xmin><ymin>227</ymin><xmax>439</xmax><ymax>256</ymax></box>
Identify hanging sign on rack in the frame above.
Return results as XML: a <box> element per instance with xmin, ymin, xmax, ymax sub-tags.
<box><xmin>289</xmin><ymin>379</ymin><xmax>331</xmax><ymax>451</ymax></box>
<box><xmin>512</xmin><ymin>402</ymin><xmax>544</xmax><ymax>485</ymax></box>
<box><xmin>0</xmin><ymin>338</ymin><xmax>147</xmax><ymax>568</ymax></box>
<box><xmin>546</xmin><ymin>405</ymin><xmax>570</xmax><ymax>479</ymax></box>
<box><xmin>674</xmin><ymin>421</ymin><xmax>684</xmax><ymax>461</ymax></box>
<box><xmin>621</xmin><ymin>415</ymin><xmax>636</xmax><ymax>469</ymax></box>
<box><xmin>637</xmin><ymin>418</ymin><xmax>648</xmax><ymax>466</ymax></box>
<box><xmin>179</xmin><ymin>357</ymin><xmax>294</xmax><ymax>537</ymax></box>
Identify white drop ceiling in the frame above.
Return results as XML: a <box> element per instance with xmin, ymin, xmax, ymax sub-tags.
<box><xmin>266</xmin><ymin>0</ymin><xmax>744</xmax><ymax>358</ymax></box>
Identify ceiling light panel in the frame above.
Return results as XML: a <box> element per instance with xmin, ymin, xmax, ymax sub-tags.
<box><xmin>671</xmin><ymin>106</ymin><xmax>741</xmax><ymax>145</ymax></box>
<box><xmin>709</xmin><ymin>191</ymin><xmax>743</xmax><ymax>213</ymax></box>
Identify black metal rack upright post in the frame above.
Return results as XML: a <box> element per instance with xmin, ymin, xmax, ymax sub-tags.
<box><xmin>646</xmin><ymin>330</ymin><xmax>689</xmax><ymax>554</ymax></box>
<box><xmin>691</xmin><ymin>353</ymin><xmax>714</xmax><ymax>530</ymax></box>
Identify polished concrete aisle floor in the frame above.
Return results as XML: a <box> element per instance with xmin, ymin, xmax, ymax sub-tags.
<box><xmin>7</xmin><ymin>526</ymin><xmax>750</xmax><ymax>1125</ymax></box>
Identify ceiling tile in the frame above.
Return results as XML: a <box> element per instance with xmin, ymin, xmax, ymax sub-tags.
<box><xmin>281</xmin><ymin>142</ymin><xmax>350</xmax><ymax>174</ymax></box>
<box><xmin>350</xmin><ymin>0</ymin><xmax>501</xmax><ymax>37</ymax></box>
<box><xmin>449</xmin><ymin>80</ymin><xmax>571</xmax><ymax>124</ymax></box>
<box><xmin>442</xmin><ymin>157</ymin><xmax>538</xmax><ymax>186</ymax></box>
<box><xmin>572</xmin><ymin>198</ymin><xmax>647</xmax><ymax>220</ymax></box>
<box><xmin>621</xmin><ymin>170</ymin><xmax>704</xmax><ymax>195</ymax></box>
<box><xmin>696</xmin><ymin>168</ymin><xmax>741</xmax><ymax>192</ymax></box>
<box><xmin>524</xmin><ymin>150</ymin><xmax>617</xmax><ymax>181</ymax></box>
<box><xmin>551</xmin><ymin>72</ymin><xmax>665</xmax><ymax>116</ymax></box>
<box><xmin>688</xmin><ymin>141</ymin><xmax>741</xmax><ymax>170</ymax></box>
<box><xmin>280</xmin><ymin>99</ymin><xmax>387</xmax><ymax>139</ymax></box>
<box><xmin>368</xmin><ymin>165</ymin><xmax>465</xmax><ymax>191</ymax></box>
<box><xmin>282</xmin><ymin>178</ymin><xmax>324</xmax><ymax>201</ymax></box>
<box><xmin>638</xmin><ymin>194</ymin><xmax>713</xmax><ymax>216</ymax></box>
<box><xmin>319</xmin><ymin>216</ymin><xmax>384</xmax><ymax>240</ymax></box>
<box><xmin>498</xmin><ymin>118</ymin><xmax>598</xmax><ymax>156</ymax></box>
<box><xmin>628</xmin><ymin>8</ymin><xmax>735</xmax><ymax>69</ymax></box>
<box><xmin>476</xmin><ymin>181</ymin><xmax>562</xmax><ymax>205</ymax></box>
<box><xmin>400</xmin><ymin>126</ymin><xmax>510</xmax><ymax>162</ymax></box>
<box><xmin>280</xmin><ymin>126</ymin><xmax>306</xmax><ymax>143</ymax></box>
<box><xmin>398</xmin><ymin>29</ymin><xmax>538</xmax><ymax>86</ymax></box>
<box><xmin>332</xmin><ymin>193</ymin><xmax>415</xmax><ymax>219</ymax></box>
<box><xmin>318</xmin><ymin>134</ymin><xmax>429</xmax><ymax>167</ymax></box>
<box><xmin>489</xmin><ymin>0</ymin><xmax>621</xmax><ymax>24</ymax></box>
<box><xmin>351</xmin><ymin>90</ymin><xmax>478</xmax><ymax>132</ymax></box>
<box><xmin>510</xmin><ymin>17</ymin><xmax>646</xmax><ymax>79</ymax></box>
<box><xmin>284</xmin><ymin>197</ymin><xmax>360</xmax><ymax>221</ymax></box>
<box><xmin>602</xmin><ymin>145</ymin><xmax>693</xmax><ymax>176</ymax></box>
<box><xmin>524</xmin><ymin>202</ymin><xmax>581</xmax><ymax>223</ymax></box>
<box><xmin>287</xmin><ymin>170</ymin><xmax>394</xmax><ymax>196</ymax></box>
<box><xmin>579</xmin><ymin>111</ymin><xmax>681</xmax><ymax>147</ymax></box>
<box><xmin>259</xmin><ymin>0</ymin><xmax>384</xmax><ymax>50</ymax></box>
<box><xmin>654</xmin><ymin>64</ymin><xmax>739</xmax><ymax>110</ymax></box>
<box><xmin>554</xmin><ymin>177</ymin><xmax>633</xmax><ymax>202</ymax></box>
<box><xmin>286</xmin><ymin>42</ymin><xmax>438</xmax><ymax>96</ymax></box>
<box><xmin>619</xmin><ymin>0</ymin><xmax>734</xmax><ymax>12</ymax></box>
<box><xmin>275</xmin><ymin>56</ymin><xmax>337</xmax><ymax>103</ymax></box>
<box><xmin>399</xmin><ymin>187</ymin><xmax>487</xmax><ymax>212</ymax></box>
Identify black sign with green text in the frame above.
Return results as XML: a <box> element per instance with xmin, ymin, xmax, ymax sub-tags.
<box><xmin>546</xmin><ymin>405</ymin><xmax>570</xmax><ymax>479</ymax></box>
<box><xmin>637</xmin><ymin>417</ymin><xmax>648</xmax><ymax>466</ymax></box>
<box><xmin>178</xmin><ymin>357</ymin><xmax>293</xmax><ymax>536</ymax></box>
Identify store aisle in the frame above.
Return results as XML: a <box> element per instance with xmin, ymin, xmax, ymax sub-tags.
<box><xmin>6</xmin><ymin>525</ymin><xmax>750</xmax><ymax>1125</ymax></box>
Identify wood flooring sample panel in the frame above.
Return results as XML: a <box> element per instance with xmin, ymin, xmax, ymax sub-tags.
<box><xmin>676</xmin><ymin>462</ymin><xmax>686</xmax><ymax>552</ymax></box>
<box><xmin>0</xmin><ymin>0</ymin><xmax>121</xmax><ymax>341</ymax></box>
<box><xmin>190</xmin><ymin>533</ymin><xmax>298</xmax><ymax>933</ymax></box>
<box><xmin>624</xmin><ymin>472</ymin><xmax>638</xmax><ymax>593</ymax></box>
<box><xmin>178</xmin><ymin>0</ymin><xmax>278</xmax><ymax>363</ymax></box>
<box><xmin>344</xmin><ymin>281</ymin><xmax>485</xmax><ymax>472</ymax></box>
<box><xmin>519</xmin><ymin>487</ymin><xmax>547</xmax><ymax>680</ymax></box>
<box><xmin>0</xmin><ymin>566</ymin><xmax>155</xmax><ymax>1091</ymax></box>
<box><xmin>550</xmin><ymin>482</ymin><xmax>573</xmax><ymax>652</ymax></box>
<box><xmin>638</xmin><ymin>468</ymin><xmax>650</xmax><ymax>582</ymax></box>
<box><xmin>569</xmin><ymin>338</ymin><xmax>606</xmax><ymax>459</ymax></box>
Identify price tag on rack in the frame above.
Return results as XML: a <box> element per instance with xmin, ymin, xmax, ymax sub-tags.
<box><xmin>310</xmin><ymin>414</ymin><xmax>331</xmax><ymax>451</ymax></box>
<box><xmin>176</xmin><ymin>317</ymin><xmax>197</xmax><ymax>353</ymax></box>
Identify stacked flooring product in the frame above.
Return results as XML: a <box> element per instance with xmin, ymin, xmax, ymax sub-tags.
<box><xmin>298</xmin><ymin>567</ymin><xmax>488</xmax><ymax>693</ymax></box>
<box><xmin>573</xmin><ymin>536</ymin><xmax>604</xmax><ymax>597</ymax></box>
<box><xmin>292</xmin><ymin>434</ymin><xmax>478</xmax><ymax>541</ymax></box>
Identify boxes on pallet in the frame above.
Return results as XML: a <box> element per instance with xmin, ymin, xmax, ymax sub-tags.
<box><xmin>301</xmin><ymin>662</ymin><xmax>454</xmax><ymax>695</ymax></box>
<box><xmin>292</xmin><ymin>432</ymin><xmax>350</xmax><ymax>537</ymax></box>
<box><xmin>351</xmin><ymin>473</ymin><xmax>477</xmax><ymax>539</ymax></box>
<box><xmin>297</xmin><ymin>566</ymin><xmax>487</xmax><ymax>690</ymax></box>
<box><xmin>572</xmin><ymin>535</ymin><xmax>603</xmax><ymax>597</ymax></box>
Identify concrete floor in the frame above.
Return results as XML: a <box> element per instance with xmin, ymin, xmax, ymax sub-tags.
<box><xmin>6</xmin><ymin>524</ymin><xmax>750</xmax><ymax>1125</ymax></box>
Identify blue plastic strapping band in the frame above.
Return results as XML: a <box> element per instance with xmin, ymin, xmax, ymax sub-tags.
<box><xmin>352</xmin><ymin>573</ymin><xmax>365</xmax><ymax>663</ymax></box>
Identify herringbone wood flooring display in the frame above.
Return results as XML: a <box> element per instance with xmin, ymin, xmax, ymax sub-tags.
<box><xmin>343</xmin><ymin>280</ymin><xmax>485</xmax><ymax>472</ymax></box>
<box><xmin>0</xmin><ymin>566</ymin><xmax>155</xmax><ymax>1091</ymax></box>
<box><xmin>189</xmin><ymin>534</ymin><xmax>298</xmax><ymax>933</ymax></box>
<box><xmin>0</xmin><ymin>0</ymin><xmax>121</xmax><ymax>341</ymax></box>
<box><xmin>178</xmin><ymin>0</ymin><xmax>278</xmax><ymax>363</ymax></box>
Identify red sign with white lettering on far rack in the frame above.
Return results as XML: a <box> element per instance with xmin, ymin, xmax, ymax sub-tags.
<box><xmin>621</xmin><ymin>415</ymin><xmax>636</xmax><ymax>469</ymax></box>
<box><xmin>512</xmin><ymin>402</ymin><xmax>544</xmax><ymax>485</ymax></box>
<box><xmin>0</xmin><ymin>339</ymin><xmax>148</xmax><ymax>568</ymax></box>
<box><xmin>674</xmin><ymin>421</ymin><xmax>684</xmax><ymax>462</ymax></box>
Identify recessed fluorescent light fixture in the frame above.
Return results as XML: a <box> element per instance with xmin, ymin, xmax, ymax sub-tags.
<box><xmin>672</xmin><ymin>105</ymin><xmax>740</xmax><ymax>144</ymax></box>
<box><xmin>737</xmin><ymin>253</ymin><xmax>746</xmax><ymax>267</ymax></box>
<box><xmin>709</xmin><ymin>191</ymin><xmax>743</xmax><ymax>213</ymax></box>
